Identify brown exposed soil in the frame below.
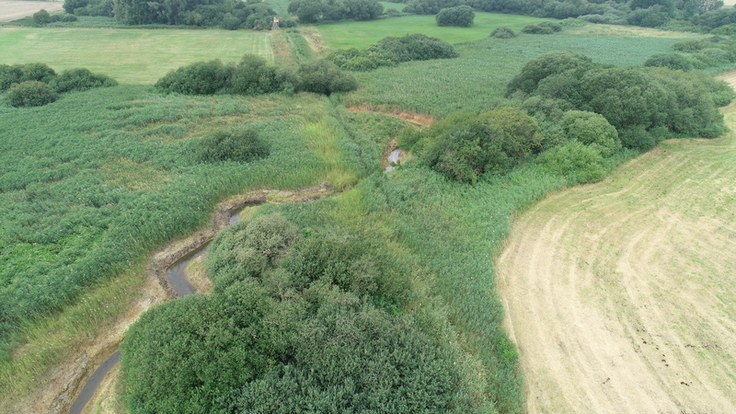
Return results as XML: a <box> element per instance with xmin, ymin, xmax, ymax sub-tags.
<box><xmin>10</xmin><ymin>184</ymin><xmax>334</xmax><ymax>414</ymax></box>
<box><xmin>496</xmin><ymin>73</ymin><xmax>736</xmax><ymax>413</ymax></box>
<box><xmin>0</xmin><ymin>0</ymin><xmax>64</xmax><ymax>22</ymax></box>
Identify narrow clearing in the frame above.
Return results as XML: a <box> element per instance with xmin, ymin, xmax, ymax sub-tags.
<box><xmin>0</xmin><ymin>0</ymin><xmax>64</xmax><ymax>22</ymax></box>
<box><xmin>497</xmin><ymin>74</ymin><xmax>736</xmax><ymax>413</ymax></box>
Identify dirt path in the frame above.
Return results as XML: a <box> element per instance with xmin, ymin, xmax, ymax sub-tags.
<box><xmin>0</xmin><ymin>0</ymin><xmax>63</xmax><ymax>22</ymax></box>
<box><xmin>497</xmin><ymin>75</ymin><xmax>736</xmax><ymax>413</ymax></box>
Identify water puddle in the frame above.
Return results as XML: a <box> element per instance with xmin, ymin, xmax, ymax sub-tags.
<box><xmin>385</xmin><ymin>149</ymin><xmax>402</xmax><ymax>172</ymax></box>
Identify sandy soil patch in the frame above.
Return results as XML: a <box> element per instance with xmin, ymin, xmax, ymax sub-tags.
<box><xmin>496</xmin><ymin>75</ymin><xmax>736</xmax><ymax>413</ymax></box>
<box><xmin>0</xmin><ymin>0</ymin><xmax>63</xmax><ymax>22</ymax></box>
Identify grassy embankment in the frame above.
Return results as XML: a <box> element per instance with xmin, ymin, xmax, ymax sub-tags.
<box><xmin>0</xmin><ymin>80</ymin><xmax>377</xmax><ymax>409</ymax></box>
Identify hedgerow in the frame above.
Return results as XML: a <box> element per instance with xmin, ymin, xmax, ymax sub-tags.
<box><xmin>155</xmin><ymin>54</ymin><xmax>356</xmax><ymax>96</ymax></box>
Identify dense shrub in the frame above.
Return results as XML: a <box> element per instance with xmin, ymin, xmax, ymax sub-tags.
<box><xmin>287</xmin><ymin>0</ymin><xmax>383</xmax><ymax>23</ymax></box>
<box><xmin>418</xmin><ymin>107</ymin><xmax>543</xmax><ymax>182</ymax></box>
<box><xmin>112</xmin><ymin>0</ymin><xmax>278</xmax><ymax>27</ymax></box>
<box><xmin>644</xmin><ymin>53</ymin><xmax>693</xmax><ymax>71</ymax></box>
<box><xmin>326</xmin><ymin>34</ymin><xmax>458</xmax><ymax>71</ymax></box>
<box><xmin>0</xmin><ymin>65</ymin><xmax>23</xmax><ymax>92</ymax></box>
<box><xmin>194</xmin><ymin>128</ymin><xmax>270</xmax><ymax>163</ymax></box>
<box><xmin>404</xmin><ymin>0</ymin><xmax>464</xmax><ymax>14</ymax></box>
<box><xmin>19</xmin><ymin>63</ymin><xmax>57</xmax><ymax>84</ymax></box>
<box><xmin>231</xmin><ymin>55</ymin><xmax>285</xmax><ymax>95</ymax></box>
<box><xmin>33</xmin><ymin>9</ymin><xmax>51</xmax><ymax>25</ymax></box>
<box><xmin>296</xmin><ymin>60</ymin><xmax>357</xmax><ymax>95</ymax></box>
<box><xmin>508</xmin><ymin>51</ymin><xmax>730</xmax><ymax>152</ymax></box>
<box><xmin>535</xmin><ymin>141</ymin><xmax>606</xmax><ymax>184</ymax></box>
<box><xmin>490</xmin><ymin>26</ymin><xmax>517</xmax><ymax>38</ymax></box>
<box><xmin>560</xmin><ymin>111</ymin><xmax>620</xmax><ymax>157</ymax></box>
<box><xmin>521</xmin><ymin>21</ymin><xmax>563</xmax><ymax>34</ymax></box>
<box><xmin>436</xmin><ymin>5</ymin><xmax>475</xmax><ymax>27</ymax></box>
<box><xmin>123</xmin><ymin>214</ymin><xmax>458</xmax><ymax>413</ymax></box>
<box><xmin>4</xmin><ymin>81</ymin><xmax>59</xmax><ymax>107</ymax></box>
<box><xmin>50</xmin><ymin>68</ymin><xmax>117</xmax><ymax>93</ymax></box>
<box><xmin>155</xmin><ymin>59</ymin><xmax>234</xmax><ymax>95</ymax></box>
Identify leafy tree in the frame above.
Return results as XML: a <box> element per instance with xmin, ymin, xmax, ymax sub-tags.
<box><xmin>435</xmin><ymin>5</ymin><xmax>475</xmax><ymax>26</ymax></box>
<box><xmin>4</xmin><ymin>81</ymin><xmax>58</xmax><ymax>107</ymax></box>
<box><xmin>231</xmin><ymin>55</ymin><xmax>281</xmax><ymax>95</ymax></box>
<box><xmin>403</xmin><ymin>0</ymin><xmax>464</xmax><ymax>14</ymax></box>
<box><xmin>194</xmin><ymin>128</ymin><xmax>270</xmax><ymax>164</ymax></box>
<box><xmin>560</xmin><ymin>111</ymin><xmax>620</xmax><ymax>157</ymax></box>
<box><xmin>19</xmin><ymin>63</ymin><xmax>57</xmax><ymax>84</ymax></box>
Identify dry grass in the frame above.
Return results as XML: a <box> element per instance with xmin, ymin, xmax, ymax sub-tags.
<box><xmin>496</xmin><ymin>73</ymin><xmax>736</xmax><ymax>414</ymax></box>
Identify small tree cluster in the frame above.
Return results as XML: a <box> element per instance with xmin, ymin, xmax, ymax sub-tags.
<box><xmin>326</xmin><ymin>33</ymin><xmax>459</xmax><ymax>71</ymax></box>
<box><xmin>502</xmin><ymin>51</ymin><xmax>730</xmax><ymax>183</ymax></box>
<box><xmin>122</xmin><ymin>214</ymin><xmax>464</xmax><ymax>413</ymax></box>
<box><xmin>287</xmin><ymin>0</ymin><xmax>383</xmax><ymax>23</ymax></box>
<box><xmin>1</xmin><ymin>63</ymin><xmax>117</xmax><ymax>107</ymax></box>
<box><xmin>155</xmin><ymin>54</ymin><xmax>356</xmax><ymax>96</ymax></box>
<box><xmin>111</xmin><ymin>0</ymin><xmax>288</xmax><ymax>28</ymax></box>
<box><xmin>435</xmin><ymin>5</ymin><xmax>475</xmax><ymax>27</ymax></box>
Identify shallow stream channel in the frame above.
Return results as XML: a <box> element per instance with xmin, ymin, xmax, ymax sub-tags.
<box><xmin>68</xmin><ymin>147</ymin><xmax>404</xmax><ymax>414</ymax></box>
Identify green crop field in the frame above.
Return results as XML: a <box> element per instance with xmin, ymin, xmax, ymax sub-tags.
<box><xmin>0</xmin><ymin>28</ymin><xmax>273</xmax><ymax>84</ymax></box>
<box><xmin>316</xmin><ymin>12</ymin><xmax>556</xmax><ymax>49</ymax></box>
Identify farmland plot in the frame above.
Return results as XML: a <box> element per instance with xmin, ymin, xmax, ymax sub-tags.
<box><xmin>0</xmin><ymin>0</ymin><xmax>63</xmax><ymax>22</ymax></box>
<box><xmin>497</xmin><ymin>74</ymin><xmax>736</xmax><ymax>413</ymax></box>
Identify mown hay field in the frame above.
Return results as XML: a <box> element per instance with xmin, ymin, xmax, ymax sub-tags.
<box><xmin>0</xmin><ymin>0</ymin><xmax>63</xmax><ymax>22</ymax></box>
<box><xmin>0</xmin><ymin>28</ymin><xmax>273</xmax><ymax>84</ymax></box>
<box><xmin>496</xmin><ymin>73</ymin><xmax>736</xmax><ymax>414</ymax></box>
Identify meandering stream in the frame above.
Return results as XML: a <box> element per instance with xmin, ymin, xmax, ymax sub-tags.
<box><xmin>68</xmin><ymin>145</ymin><xmax>405</xmax><ymax>413</ymax></box>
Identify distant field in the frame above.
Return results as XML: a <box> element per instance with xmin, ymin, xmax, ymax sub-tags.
<box><xmin>0</xmin><ymin>28</ymin><xmax>273</xmax><ymax>84</ymax></box>
<box><xmin>316</xmin><ymin>12</ymin><xmax>555</xmax><ymax>49</ymax></box>
<box><xmin>0</xmin><ymin>0</ymin><xmax>63</xmax><ymax>22</ymax></box>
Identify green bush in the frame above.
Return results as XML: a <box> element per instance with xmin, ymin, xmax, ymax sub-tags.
<box><xmin>4</xmin><ymin>81</ymin><xmax>59</xmax><ymax>107</ymax></box>
<box><xmin>521</xmin><ymin>22</ymin><xmax>562</xmax><ymax>34</ymax></box>
<box><xmin>231</xmin><ymin>55</ymin><xmax>290</xmax><ymax>96</ymax></box>
<box><xmin>420</xmin><ymin>107</ymin><xmax>543</xmax><ymax>182</ymax></box>
<box><xmin>19</xmin><ymin>63</ymin><xmax>57</xmax><ymax>84</ymax></box>
<box><xmin>490</xmin><ymin>26</ymin><xmax>517</xmax><ymax>38</ymax></box>
<box><xmin>535</xmin><ymin>141</ymin><xmax>606</xmax><ymax>184</ymax></box>
<box><xmin>560</xmin><ymin>110</ymin><xmax>620</xmax><ymax>157</ymax></box>
<box><xmin>0</xmin><ymin>64</ymin><xmax>23</xmax><ymax>92</ymax></box>
<box><xmin>50</xmin><ymin>68</ymin><xmax>117</xmax><ymax>93</ymax></box>
<box><xmin>155</xmin><ymin>59</ymin><xmax>234</xmax><ymax>95</ymax></box>
<box><xmin>436</xmin><ymin>5</ymin><xmax>475</xmax><ymax>27</ymax></box>
<box><xmin>194</xmin><ymin>128</ymin><xmax>270</xmax><ymax>163</ymax></box>
<box><xmin>32</xmin><ymin>9</ymin><xmax>51</xmax><ymax>25</ymax></box>
<box><xmin>506</xmin><ymin>51</ymin><xmax>594</xmax><ymax>97</ymax></box>
<box><xmin>296</xmin><ymin>60</ymin><xmax>357</xmax><ymax>95</ymax></box>
<box><xmin>643</xmin><ymin>53</ymin><xmax>693</xmax><ymax>71</ymax></box>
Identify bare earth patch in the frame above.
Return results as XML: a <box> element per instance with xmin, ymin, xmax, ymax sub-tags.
<box><xmin>497</xmin><ymin>74</ymin><xmax>736</xmax><ymax>413</ymax></box>
<box><xmin>0</xmin><ymin>0</ymin><xmax>63</xmax><ymax>22</ymax></box>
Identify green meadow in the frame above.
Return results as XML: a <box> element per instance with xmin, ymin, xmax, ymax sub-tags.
<box><xmin>0</xmin><ymin>28</ymin><xmax>273</xmax><ymax>84</ymax></box>
<box><xmin>316</xmin><ymin>12</ymin><xmax>556</xmax><ymax>49</ymax></box>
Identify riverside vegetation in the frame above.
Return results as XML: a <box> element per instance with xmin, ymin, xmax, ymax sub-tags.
<box><xmin>1</xmin><ymin>7</ymin><xmax>734</xmax><ymax>414</ymax></box>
